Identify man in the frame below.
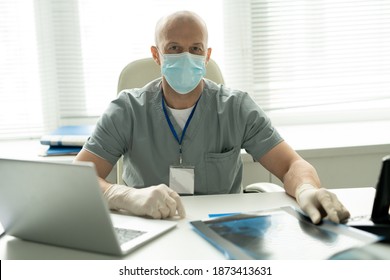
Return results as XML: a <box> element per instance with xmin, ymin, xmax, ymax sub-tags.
<box><xmin>75</xmin><ymin>11</ymin><xmax>350</xmax><ymax>224</ymax></box>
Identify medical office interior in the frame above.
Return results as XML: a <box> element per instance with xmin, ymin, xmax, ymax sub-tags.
<box><xmin>1</xmin><ymin>0</ymin><xmax>390</xmax><ymax>260</ymax></box>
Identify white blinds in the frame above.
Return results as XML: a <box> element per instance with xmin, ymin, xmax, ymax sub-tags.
<box><xmin>77</xmin><ymin>0</ymin><xmax>224</xmax><ymax>117</ymax></box>
<box><xmin>0</xmin><ymin>1</ymin><xmax>44</xmax><ymax>139</ymax></box>
<box><xmin>223</xmin><ymin>0</ymin><xmax>390</xmax><ymax>123</ymax></box>
<box><xmin>0</xmin><ymin>0</ymin><xmax>223</xmax><ymax>140</ymax></box>
<box><xmin>1</xmin><ymin>0</ymin><xmax>390</xmax><ymax>140</ymax></box>
<box><xmin>0</xmin><ymin>0</ymin><xmax>85</xmax><ymax>139</ymax></box>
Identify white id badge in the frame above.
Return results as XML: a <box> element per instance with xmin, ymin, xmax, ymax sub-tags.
<box><xmin>169</xmin><ymin>166</ymin><xmax>195</xmax><ymax>195</ymax></box>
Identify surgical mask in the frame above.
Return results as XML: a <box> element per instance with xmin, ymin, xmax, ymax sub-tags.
<box><xmin>160</xmin><ymin>52</ymin><xmax>206</xmax><ymax>94</ymax></box>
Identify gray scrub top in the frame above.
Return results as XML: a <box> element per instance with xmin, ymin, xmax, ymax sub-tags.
<box><xmin>84</xmin><ymin>78</ymin><xmax>283</xmax><ymax>194</ymax></box>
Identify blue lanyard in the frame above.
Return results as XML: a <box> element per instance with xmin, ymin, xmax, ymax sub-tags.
<box><xmin>162</xmin><ymin>95</ymin><xmax>200</xmax><ymax>164</ymax></box>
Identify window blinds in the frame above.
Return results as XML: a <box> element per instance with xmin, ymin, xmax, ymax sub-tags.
<box><xmin>223</xmin><ymin>0</ymin><xmax>390</xmax><ymax>123</ymax></box>
<box><xmin>76</xmin><ymin>0</ymin><xmax>224</xmax><ymax>117</ymax></box>
<box><xmin>1</xmin><ymin>0</ymin><xmax>389</xmax><ymax>140</ymax></box>
<box><xmin>0</xmin><ymin>1</ymin><xmax>44</xmax><ymax>139</ymax></box>
<box><xmin>0</xmin><ymin>0</ymin><xmax>223</xmax><ymax>140</ymax></box>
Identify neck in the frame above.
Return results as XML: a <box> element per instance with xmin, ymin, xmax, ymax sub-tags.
<box><xmin>162</xmin><ymin>79</ymin><xmax>203</xmax><ymax>109</ymax></box>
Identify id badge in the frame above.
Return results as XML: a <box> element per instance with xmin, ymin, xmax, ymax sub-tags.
<box><xmin>169</xmin><ymin>165</ymin><xmax>195</xmax><ymax>195</ymax></box>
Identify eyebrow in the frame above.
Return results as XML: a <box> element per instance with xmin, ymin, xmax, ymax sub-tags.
<box><xmin>166</xmin><ymin>42</ymin><xmax>204</xmax><ymax>47</ymax></box>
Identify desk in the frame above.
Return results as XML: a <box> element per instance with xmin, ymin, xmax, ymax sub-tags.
<box><xmin>0</xmin><ymin>187</ymin><xmax>389</xmax><ymax>260</ymax></box>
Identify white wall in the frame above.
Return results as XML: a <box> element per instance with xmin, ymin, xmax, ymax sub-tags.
<box><xmin>242</xmin><ymin>146</ymin><xmax>389</xmax><ymax>189</ymax></box>
<box><xmin>2</xmin><ymin>121</ymin><xmax>389</xmax><ymax>190</ymax></box>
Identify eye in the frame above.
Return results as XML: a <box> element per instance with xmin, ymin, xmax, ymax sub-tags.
<box><xmin>166</xmin><ymin>45</ymin><xmax>182</xmax><ymax>53</ymax></box>
<box><xmin>190</xmin><ymin>46</ymin><xmax>204</xmax><ymax>54</ymax></box>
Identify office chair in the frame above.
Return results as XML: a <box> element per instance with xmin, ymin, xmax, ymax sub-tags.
<box><xmin>116</xmin><ymin>57</ymin><xmax>284</xmax><ymax>193</ymax></box>
<box><xmin>118</xmin><ymin>57</ymin><xmax>224</xmax><ymax>91</ymax></box>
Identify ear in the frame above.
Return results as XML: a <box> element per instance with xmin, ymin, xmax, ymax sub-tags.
<box><xmin>150</xmin><ymin>46</ymin><xmax>161</xmax><ymax>66</ymax></box>
<box><xmin>205</xmin><ymin>47</ymin><xmax>212</xmax><ymax>65</ymax></box>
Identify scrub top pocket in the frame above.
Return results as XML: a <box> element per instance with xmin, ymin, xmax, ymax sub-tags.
<box><xmin>205</xmin><ymin>147</ymin><xmax>242</xmax><ymax>194</ymax></box>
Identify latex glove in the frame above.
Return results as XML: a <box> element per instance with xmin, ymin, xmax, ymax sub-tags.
<box><xmin>295</xmin><ymin>184</ymin><xmax>350</xmax><ymax>224</ymax></box>
<box><xmin>103</xmin><ymin>184</ymin><xmax>186</xmax><ymax>219</ymax></box>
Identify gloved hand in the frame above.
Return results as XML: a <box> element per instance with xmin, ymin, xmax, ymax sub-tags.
<box><xmin>103</xmin><ymin>184</ymin><xmax>186</xmax><ymax>219</ymax></box>
<box><xmin>295</xmin><ymin>184</ymin><xmax>350</xmax><ymax>224</ymax></box>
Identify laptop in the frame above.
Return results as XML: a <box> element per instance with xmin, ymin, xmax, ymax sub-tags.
<box><xmin>348</xmin><ymin>155</ymin><xmax>390</xmax><ymax>239</ymax></box>
<box><xmin>0</xmin><ymin>158</ymin><xmax>177</xmax><ymax>256</ymax></box>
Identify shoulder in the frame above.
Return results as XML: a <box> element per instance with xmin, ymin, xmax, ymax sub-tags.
<box><xmin>113</xmin><ymin>78</ymin><xmax>162</xmax><ymax>113</ymax></box>
<box><xmin>118</xmin><ymin>78</ymin><xmax>162</xmax><ymax>101</ymax></box>
<box><xmin>203</xmin><ymin>79</ymin><xmax>256</xmax><ymax>108</ymax></box>
<box><xmin>103</xmin><ymin>78</ymin><xmax>162</xmax><ymax>119</ymax></box>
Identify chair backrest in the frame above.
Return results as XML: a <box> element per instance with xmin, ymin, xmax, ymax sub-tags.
<box><xmin>117</xmin><ymin>57</ymin><xmax>224</xmax><ymax>93</ymax></box>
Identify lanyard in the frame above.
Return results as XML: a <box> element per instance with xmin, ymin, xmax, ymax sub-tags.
<box><xmin>162</xmin><ymin>95</ymin><xmax>200</xmax><ymax>164</ymax></box>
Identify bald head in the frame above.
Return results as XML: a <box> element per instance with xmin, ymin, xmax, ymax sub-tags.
<box><xmin>154</xmin><ymin>11</ymin><xmax>208</xmax><ymax>51</ymax></box>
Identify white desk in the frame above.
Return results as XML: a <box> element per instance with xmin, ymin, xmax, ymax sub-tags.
<box><xmin>1</xmin><ymin>187</ymin><xmax>389</xmax><ymax>260</ymax></box>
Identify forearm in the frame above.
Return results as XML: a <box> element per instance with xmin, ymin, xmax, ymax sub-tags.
<box><xmin>258</xmin><ymin>142</ymin><xmax>321</xmax><ymax>197</ymax></box>
<box><xmin>259</xmin><ymin>142</ymin><xmax>349</xmax><ymax>224</ymax></box>
<box><xmin>285</xmin><ymin>160</ymin><xmax>350</xmax><ymax>224</ymax></box>
<box><xmin>282</xmin><ymin>159</ymin><xmax>321</xmax><ymax>198</ymax></box>
<box><xmin>74</xmin><ymin>149</ymin><xmax>115</xmax><ymax>193</ymax></box>
<box><xmin>98</xmin><ymin>177</ymin><xmax>115</xmax><ymax>193</ymax></box>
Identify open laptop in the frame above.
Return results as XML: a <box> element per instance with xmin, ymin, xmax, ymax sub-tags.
<box><xmin>0</xmin><ymin>158</ymin><xmax>177</xmax><ymax>256</ymax></box>
<box><xmin>348</xmin><ymin>155</ymin><xmax>390</xmax><ymax>239</ymax></box>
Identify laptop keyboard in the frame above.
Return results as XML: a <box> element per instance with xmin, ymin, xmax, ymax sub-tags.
<box><xmin>114</xmin><ymin>227</ymin><xmax>146</xmax><ymax>245</ymax></box>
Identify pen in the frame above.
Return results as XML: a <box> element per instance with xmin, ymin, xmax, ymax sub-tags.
<box><xmin>208</xmin><ymin>212</ymin><xmax>240</xmax><ymax>218</ymax></box>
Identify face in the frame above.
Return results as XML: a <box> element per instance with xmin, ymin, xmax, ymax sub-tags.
<box><xmin>151</xmin><ymin>15</ymin><xmax>212</xmax><ymax>65</ymax></box>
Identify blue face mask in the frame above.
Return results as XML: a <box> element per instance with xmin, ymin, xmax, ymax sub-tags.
<box><xmin>161</xmin><ymin>52</ymin><xmax>206</xmax><ymax>94</ymax></box>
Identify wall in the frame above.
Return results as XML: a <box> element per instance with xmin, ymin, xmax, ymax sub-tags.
<box><xmin>1</xmin><ymin>126</ymin><xmax>389</xmax><ymax>190</ymax></box>
<box><xmin>242</xmin><ymin>144</ymin><xmax>390</xmax><ymax>189</ymax></box>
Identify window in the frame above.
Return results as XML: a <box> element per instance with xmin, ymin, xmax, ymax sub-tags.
<box><xmin>77</xmin><ymin>0</ymin><xmax>224</xmax><ymax>117</ymax></box>
<box><xmin>1</xmin><ymin>0</ymin><xmax>389</xmax><ymax>140</ymax></box>
<box><xmin>0</xmin><ymin>0</ymin><xmax>44</xmax><ymax>139</ymax></box>
<box><xmin>0</xmin><ymin>0</ymin><xmax>223</xmax><ymax>140</ymax></box>
<box><xmin>223</xmin><ymin>0</ymin><xmax>390</xmax><ymax>125</ymax></box>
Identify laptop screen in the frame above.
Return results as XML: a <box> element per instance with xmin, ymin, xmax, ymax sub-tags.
<box><xmin>371</xmin><ymin>155</ymin><xmax>390</xmax><ymax>224</ymax></box>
